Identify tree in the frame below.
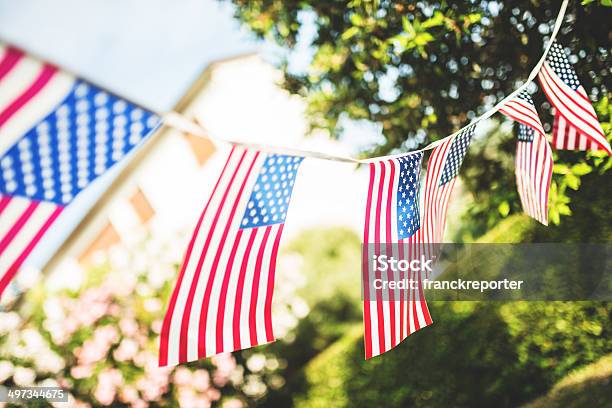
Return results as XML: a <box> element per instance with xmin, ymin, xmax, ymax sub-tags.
<box><xmin>227</xmin><ymin>0</ymin><xmax>611</xmax><ymax>235</ymax></box>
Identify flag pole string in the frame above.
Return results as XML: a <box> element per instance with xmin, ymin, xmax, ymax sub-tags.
<box><xmin>162</xmin><ymin>0</ymin><xmax>569</xmax><ymax>163</ymax></box>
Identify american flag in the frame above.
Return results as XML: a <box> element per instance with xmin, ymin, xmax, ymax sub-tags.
<box><xmin>362</xmin><ymin>152</ymin><xmax>431</xmax><ymax>359</ymax></box>
<box><xmin>499</xmin><ymin>91</ymin><xmax>552</xmax><ymax>225</ymax></box>
<box><xmin>415</xmin><ymin>125</ymin><xmax>475</xmax><ymax>248</ymax></box>
<box><xmin>515</xmin><ymin>125</ymin><xmax>553</xmax><ymax>225</ymax></box>
<box><xmin>399</xmin><ymin>125</ymin><xmax>475</xmax><ymax>336</ymax></box>
<box><xmin>362</xmin><ymin>125</ymin><xmax>475</xmax><ymax>359</ymax></box>
<box><xmin>538</xmin><ymin>41</ymin><xmax>611</xmax><ymax>154</ymax></box>
<box><xmin>0</xmin><ymin>45</ymin><xmax>159</xmax><ymax>301</ymax></box>
<box><xmin>499</xmin><ymin>90</ymin><xmax>545</xmax><ymax>136</ymax></box>
<box><xmin>159</xmin><ymin>146</ymin><xmax>304</xmax><ymax>366</ymax></box>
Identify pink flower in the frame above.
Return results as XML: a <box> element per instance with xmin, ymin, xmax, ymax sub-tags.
<box><xmin>113</xmin><ymin>339</ymin><xmax>138</xmax><ymax>362</ymax></box>
<box><xmin>119</xmin><ymin>318</ymin><xmax>139</xmax><ymax>337</ymax></box>
<box><xmin>206</xmin><ymin>388</ymin><xmax>221</xmax><ymax>401</ymax></box>
<box><xmin>173</xmin><ymin>367</ymin><xmax>192</xmax><ymax>386</ymax></box>
<box><xmin>76</xmin><ymin>340</ymin><xmax>106</xmax><ymax>365</ymax></box>
<box><xmin>108</xmin><ymin>304</ymin><xmax>121</xmax><ymax>316</ymax></box>
<box><xmin>151</xmin><ymin>319</ymin><xmax>163</xmax><ymax>334</ymax></box>
<box><xmin>70</xmin><ymin>365</ymin><xmax>93</xmax><ymax>379</ymax></box>
<box><xmin>192</xmin><ymin>369</ymin><xmax>210</xmax><ymax>392</ymax></box>
<box><xmin>143</xmin><ymin>298</ymin><xmax>161</xmax><ymax>313</ymax></box>
<box><xmin>138</xmin><ymin>378</ymin><xmax>165</xmax><ymax>401</ymax></box>
<box><xmin>119</xmin><ymin>385</ymin><xmax>139</xmax><ymax>403</ymax></box>
<box><xmin>77</xmin><ymin>325</ymin><xmax>120</xmax><ymax>365</ymax></box>
<box><xmin>178</xmin><ymin>389</ymin><xmax>199</xmax><ymax>407</ymax></box>
<box><xmin>133</xmin><ymin>351</ymin><xmax>150</xmax><ymax>368</ymax></box>
<box><xmin>195</xmin><ymin>395</ymin><xmax>213</xmax><ymax>407</ymax></box>
<box><xmin>95</xmin><ymin>325</ymin><xmax>119</xmax><ymax>343</ymax></box>
<box><xmin>73</xmin><ymin>400</ymin><xmax>92</xmax><ymax>408</ymax></box>
<box><xmin>94</xmin><ymin>368</ymin><xmax>123</xmax><ymax>406</ymax></box>
<box><xmin>132</xmin><ymin>400</ymin><xmax>149</xmax><ymax>408</ymax></box>
<box><xmin>64</xmin><ymin>317</ymin><xmax>79</xmax><ymax>334</ymax></box>
<box><xmin>58</xmin><ymin>377</ymin><xmax>71</xmax><ymax>388</ymax></box>
<box><xmin>211</xmin><ymin>354</ymin><xmax>236</xmax><ymax>386</ymax></box>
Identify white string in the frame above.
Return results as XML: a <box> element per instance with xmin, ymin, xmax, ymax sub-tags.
<box><xmin>162</xmin><ymin>0</ymin><xmax>569</xmax><ymax>164</ymax></box>
<box><xmin>162</xmin><ymin>112</ymin><xmax>360</xmax><ymax>163</ymax></box>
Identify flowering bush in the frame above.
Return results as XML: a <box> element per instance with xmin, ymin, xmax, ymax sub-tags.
<box><xmin>0</xmin><ymin>224</ymin><xmax>310</xmax><ymax>407</ymax></box>
<box><xmin>0</xmin><ymin>231</ymin><xmax>246</xmax><ymax>407</ymax></box>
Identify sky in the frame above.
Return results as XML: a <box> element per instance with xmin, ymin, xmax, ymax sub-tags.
<box><xmin>0</xmin><ymin>0</ymin><xmax>273</xmax><ymax>271</ymax></box>
<box><xmin>0</xmin><ymin>0</ymin><xmax>266</xmax><ymax>112</ymax></box>
<box><xmin>0</xmin><ymin>0</ymin><xmax>379</xmax><ymax>275</ymax></box>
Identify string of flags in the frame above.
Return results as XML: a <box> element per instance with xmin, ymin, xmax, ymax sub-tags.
<box><xmin>0</xmin><ymin>0</ymin><xmax>610</xmax><ymax>363</ymax></box>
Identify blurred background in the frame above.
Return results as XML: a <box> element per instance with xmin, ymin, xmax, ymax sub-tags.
<box><xmin>0</xmin><ymin>0</ymin><xmax>610</xmax><ymax>407</ymax></box>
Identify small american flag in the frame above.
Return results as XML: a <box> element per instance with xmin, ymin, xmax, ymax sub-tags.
<box><xmin>362</xmin><ymin>125</ymin><xmax>475</xmax><ymax>359</ymax></box>
<box><xmin>538</xmin><ymin>41</ymin><xmax>611</xmax><ymax>154</ymax></box>
<box><xmin>499</xmin><ymin>90</ymin><xmax>545</xmax><ymax>136</ymax></box>
<box><xmin>402</xmin><ymin>125</ymin><xmax>475</xmax><ymax>324</ymax></box>
<box><xmin>0</xmin><ymin>44</ymin><xmax>159</xmax><ymax>301</ymax></box>
<box><xmin>515</xmin><ymin>125</ymin><xmax>553</xmax><ymax>225</ymax></box>
<box><xmin>159</xmin><ymin>146</ymin><xmax>304</xmax><ymax>366</ymax></box>
<box><xmin>500</xmin><ymin>91</ymin><xmax>553</xmax><ymax>225</ymax></box>
<box><xmin>414</xmin><ymin>125</ymin><xmax>476</xmax><ymax>250</ymax></box>
<box><xmin>362</xmin><ymin>152</ymin><xmax>431</xmax><ymax>359</ymax></box>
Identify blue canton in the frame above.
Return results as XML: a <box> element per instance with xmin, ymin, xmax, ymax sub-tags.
<box><xmin>0</xmin><ymin>80</ymin><xmax>160</xmax><ymax>205</ymax></box>
<box><xmin>546</xmin><ymin>41</ymin><xmax>580</xmax><ymax>90</ymax></box>
<box><xmin>516</xmin><ymin>90</ymin><xmax>535</xmax><ymax>106</ymax></box>
<box><xmin>240</xmin><ymin>154</ymin><xmax>304</xmax><ymax>229</ymax></box>
<box><xmin>517</xmin><ymin>124</ymin><xmax>535</xmax><ymax>143</ymax></box>
<box><xmin>439</xmin><ymin>124</ymin><xmax>475</xmax><ymax>186</ymax></box>
<box><xmin>396</xmin><ymin>152</ymin><xmax>422</xmax><ymax>239</ymax></box>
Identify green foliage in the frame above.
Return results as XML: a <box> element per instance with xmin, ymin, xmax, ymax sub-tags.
<box><xmin>295</xmin><ymin>301</ymin><xmax>610</xmax><ymax>408</ymax></box>
<box><xmin>0</xmin><ymin>236</ymin><xmax>240</xmax><ymax>407</ymax></box>
<box><xmin>523</xmin><ymin>353</ymin><xmax>612</xmax><ymax>408</ymax></box>
<box><xmin>254</xmin><ymin>294</ymin><xmax>361</xmax><ymax>407</ymax></box>
<box><xmin>499</xmin><ymin>302</ymin><xmax>610</xmax><ymax>381</ymax></box>
<box><xmin>245</xmin><ymin>227</ymin><xmax>363</xmax><ymax>406</ymax></box>
<box><xmin>228</xmin><ymin>0</ymin><xmax>612</xmax><ymax>237</ymax></box>
<box><xmin>475</xmin><ymin>213</ymin><xmax>535</xmax><ymax>243</ymax></box>
<box><xmin>286</xmin><ymin>215</ymin><xmax>610</xmax><ymax>407</ymax></box>
<box><xmin>456</xmin><ymin>111</ymin><xmax>611</xmax><ymax>239</ymax></box>
<box><xmin>284</xmin><ymin>226</ymin><xmax>362</xmax><ymax>304</ymax></box>
<box><xmin>547</xmin><ymin>97</ymin><xmax>612</xmax><ymax>226</ymax></box>
<box><xmin>228</xmin><ymin>0</ymin><xmax>610</xmax><ymax>150</ymax></box>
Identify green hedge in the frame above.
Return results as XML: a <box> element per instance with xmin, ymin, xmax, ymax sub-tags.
<box><xmin>523</xmin><ymin>354</ymin><xmax>612</xmax><ymax>408</ymax></box>
<box><xmin>294</xmin><ymin>216</ymin><xmax>611</xmax><ymax>407</ymax></box>
<box><xmin>295</xmin><ymin>301</ymin><xmax>610</xmax><ymax>408</ymax></box>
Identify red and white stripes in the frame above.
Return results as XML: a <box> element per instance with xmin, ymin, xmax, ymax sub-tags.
<box><xmin>552</xmin><ymin>109</ymin><xmax>600</xmax><ymax>151</ymax></box>
<box><xmin>417</xmin><ymin>137</ymin><xmax>459</xmax><ymax>247</ymax></box>
<box><xmin>159</xmin><ymin>147</ymin><xmax>284</xmax><ymax>366</ymax></box>
<box><xmin>499</xmin><ymin>94</ymin><xmax>545</xmax><ymax>137</ymax></box>
<box><xmin>499</xmin><ymin>93</ymin><xmax>553</xmax><ymax>224</ymax></box>
<box><xmin>362</xmin><ymin>155</ymin><xmax>432</xmax><ymax>359</ymax></box>
<box><xmin>0</xmin><ymin>45</ymin><xmax>74</xmax><ymax>154</ymax></box>
<box><xmin>0</xmin><ymin>195</ymin><xmax>63</xmax><ymax>299</ymax></box>
<box><xmin>538</xmin><ymin>63</ymin><xmax>611</xmax><ymax>154</ymax></box>
<box><xmin>0</xmin><ymin>45</ymin><xmax>74</xmax><ymax>301</ymax></box>
<box><xmin>515</xmin><ymin>134</ymin><xmax>553</xmax><ymax>225</ymax></box>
